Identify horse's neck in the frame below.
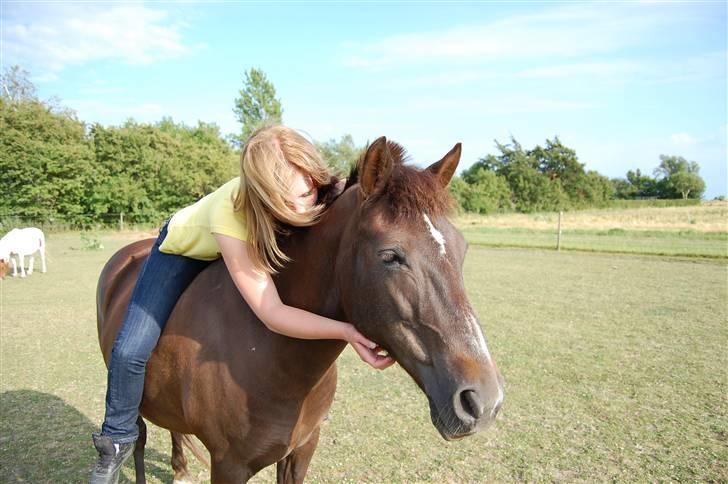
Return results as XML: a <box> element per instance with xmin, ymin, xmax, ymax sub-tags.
<box><xmin>273</xmin><ymin>189</ymin><xmax>360</xmax><ymax>366</ymax></box>
<box><xmin>279</xmin><ymin>189</ymin><xmax>358</xmax><ymax>312</ymax></box>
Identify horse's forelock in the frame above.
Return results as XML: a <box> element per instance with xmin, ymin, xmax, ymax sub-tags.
<box><xmin>345</xmin><ymin>141</ymin><xmax>453</xmax><ymax>221</ymax></box>
<box><xmin>380</xmin><ymin>164</ymin><xmax>454</xmax><ymax>221</ymax></box>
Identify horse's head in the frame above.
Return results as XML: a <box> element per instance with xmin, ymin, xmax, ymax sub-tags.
<box><xmin>0</xmin><ymin>244</ymin><xmax>9</xmax><ymax>279</ymax></box>
<box><xmin>337</xmin><ymin>138</ymin><xmax>504</xmax><ymax>440</ymax></box>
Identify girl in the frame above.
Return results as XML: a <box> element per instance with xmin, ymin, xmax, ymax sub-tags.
<box><xmin>91</xmin><ymin>125</ymin><xmax>395</xmax><ymax>483</ymax></box>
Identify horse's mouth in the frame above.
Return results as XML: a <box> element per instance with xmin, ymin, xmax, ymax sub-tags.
<box><xmin>427</xmin><ymin>397</ymin><xmax>479</xmax><ymax>441</ymax></box>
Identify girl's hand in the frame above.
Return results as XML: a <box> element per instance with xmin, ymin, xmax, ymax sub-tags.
<box><xmin>346</xmin><ymin>326</ymin><xmax>396</xmax><ymax>370</ymax></box>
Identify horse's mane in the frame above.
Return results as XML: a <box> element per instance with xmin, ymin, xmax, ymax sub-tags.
<box><xmin>343</xmin><ymin>141</ymin><xmax>453</xmax><ymax>221</ymax></box>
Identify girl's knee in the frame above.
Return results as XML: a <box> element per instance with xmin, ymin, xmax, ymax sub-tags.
<box><xmin>112</xmin><ymin>340</ymin><xmax>154</xmax><ymax>368</ymax></box>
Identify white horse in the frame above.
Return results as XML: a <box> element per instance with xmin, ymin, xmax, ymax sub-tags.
<box><xmin>0</xmin><ymin>227</ymin><xmax>47</xmax><ymax>278</ymax></box>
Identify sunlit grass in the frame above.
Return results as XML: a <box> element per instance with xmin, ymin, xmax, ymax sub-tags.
<box><xmin>1</xmin><ymin>232</ymin><xmax>726</xmax><ymax>482</ymax></box>
<box><xmin>455</xmin><ymin>202</ymin><xmax>728</xmax><ymax>258</ymax></box>
<box><xmin>454</xmin><ymin>201</ymin><xmax>728</xmax><ymax>233</ymax></box>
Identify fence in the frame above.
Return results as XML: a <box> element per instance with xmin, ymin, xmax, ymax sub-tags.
<box><xmin>0</xmin><ymin>213</ymin><xmax>166</xmax><ymax>233</ymax></box>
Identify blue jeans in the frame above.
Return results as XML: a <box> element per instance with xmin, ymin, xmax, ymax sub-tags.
<box><xmin>101</xmin><ymin>222</ymin><xmax>210</xmax><ymax>443</ymax></box>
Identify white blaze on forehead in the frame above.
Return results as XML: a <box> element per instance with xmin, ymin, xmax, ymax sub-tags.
<box><xmin>467</xmin><ymin>312</ymin><xmax>491</xmax><ymax>360</ymax></box>
<box><xmin>423</xmin><ymin>213</ymin><xmax>446</xmax><ymax>256</ymax></box>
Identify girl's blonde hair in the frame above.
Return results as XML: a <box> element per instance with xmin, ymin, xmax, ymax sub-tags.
<box><xmin>234</xmin><ymin>125</ymin><xmax>332</xmax><ymax>274</ymax></box>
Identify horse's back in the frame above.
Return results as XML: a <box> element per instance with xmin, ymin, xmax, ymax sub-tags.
<box><xmin>27</xmin><ymin>227</ymin><xmax>45</xmax><ymax>248</ymax></box>
<box><xmin>96</xmin><ymin>238</ymin><xmax>154</xmax><ymax>366</ymax></box>
<box><xmin>0</xmin><ymin>227</ymin><xmax>44</xmax><ymax>250</ymax></box>
<box><xmin>95</xmin><ymin>238</ymin><xmax>340</xmax><ymax>470</ymax></box>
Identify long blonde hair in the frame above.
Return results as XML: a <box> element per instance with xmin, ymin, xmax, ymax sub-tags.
<box><xmin>234</xmin><ymin>125</ymin><xmax>332</xmax><ymax>274</ymax></box>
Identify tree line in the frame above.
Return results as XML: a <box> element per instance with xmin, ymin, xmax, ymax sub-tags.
<box><xmin>448</xmin><ymin>137</ymin><xmax>705</xmax><ymax>214</ymax></box>
<box><xmin>0</xmin><ymin>66</ymin><xmax>706</xmax><ymax>228</ymax></box>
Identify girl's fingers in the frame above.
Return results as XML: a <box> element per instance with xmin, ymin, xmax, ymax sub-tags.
<box><xmin>357</xmin><ymin>334</ymin><xmax>377</xmax><ymax>350</ymax></box>
<box><xmin>352</xmin><ymin>342</ymin><xmax>375</xmax><ymax>364</ymax></box>
<box><xmin>370</xmin><ymin>354</ymin><xmax>396</xmax><ymax>370</ymax></box>
<box><xmin>348</xmin><ymin>325</ymin><xmax>382</xmax><ymax>351</ymax></box>
<box><xmin>352</xmin><ymin>342</ymin><xmax>395</xmax><ymax>370</ymax></box>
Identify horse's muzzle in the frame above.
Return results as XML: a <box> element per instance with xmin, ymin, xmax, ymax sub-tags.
<box><xmin>427</xmin><ymin>374</ymin><xmax>504</xmax><ymax>441</ymax></box>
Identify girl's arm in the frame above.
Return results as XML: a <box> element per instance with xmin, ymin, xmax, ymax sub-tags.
<box><xmin>214</xmin><ymin>233</ymin><xmax>395</xmax><ymax>370</ymax></box>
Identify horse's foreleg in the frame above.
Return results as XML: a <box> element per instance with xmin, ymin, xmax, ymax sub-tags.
<box><xmin>27</xmin><ymin>254</ymin><xmax>34</xmax><ymax>275</ymax></box>
<box><xmin>276</xmin><ymin>427</ymin><xmax>321</xmax><ymax>484</ymax></box>
<box><xmin>10</xmin><ymin>255</ymin><xmax>18</xmax><ymax>277</ymax></box>
<box><xmin>133</xmin><ymin>416</ymin><xmax>147</xmax><ymax>484</ymax></box>
<box><xmin>18</xmin><ymin>254</ymin><xmax>26</xmax><ymax>277</ymax></box>
<box><xmin>171</xmin><ymin>432</ymin><xmax>193</xmax><ymax>484</ymax></box>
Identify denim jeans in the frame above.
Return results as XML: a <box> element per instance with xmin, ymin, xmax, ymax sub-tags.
<box><xmin>101</xmin><ymin>222</ymin><xmax>210</xmax><ymax>443</ymax></box>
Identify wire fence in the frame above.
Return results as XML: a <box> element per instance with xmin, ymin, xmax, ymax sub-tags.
<box><xmin>0</xmin><ymin>213</ymin><xmax>167</xmax><ymax>233</ymax></box>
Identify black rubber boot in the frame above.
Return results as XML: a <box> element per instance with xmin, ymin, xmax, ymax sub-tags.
<box><xmin>90</xmin><ymin>434</ymin><xmax>135</xmax><ymax>484</ymax></box>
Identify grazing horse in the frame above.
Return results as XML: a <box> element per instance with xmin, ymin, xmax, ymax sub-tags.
<box><xmin>96</xmin><ymin>138</ymin><xmax>504</xmax><ymax>483</ymax></box>
<box><xmin>0</xmin><ymin>227</ymin><xmax>47</xmax><ymax>278</ymax></box>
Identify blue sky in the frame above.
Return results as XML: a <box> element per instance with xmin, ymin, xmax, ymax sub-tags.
<box><xmin>3</xmin><ymin>1</ymin><xmax>726</xmax><ymax>197</ymax></box>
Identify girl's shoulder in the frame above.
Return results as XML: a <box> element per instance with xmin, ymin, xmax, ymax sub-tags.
<box><xmin>219</xmin><ymin>177</ymin><xmax>241</xmax><ymax>191</ymax></box>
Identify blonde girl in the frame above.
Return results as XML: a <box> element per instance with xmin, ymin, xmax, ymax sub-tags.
<box><xmin>91</xmin><ymin>125</ymin><xmax>394</xmax><ymax>483</ymax></box>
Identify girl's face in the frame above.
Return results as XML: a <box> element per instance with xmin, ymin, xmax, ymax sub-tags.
<box><xmin>286</xmin><ymin>169</ymin><xmax>318</xmax><ymax>214</ymax></box>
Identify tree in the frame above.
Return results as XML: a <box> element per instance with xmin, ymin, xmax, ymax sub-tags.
<box><xmin>654</xmin><ymin>155</ymin><xmax>699</xmax><ymax>178</ymax></box>
<box><xmin>470</xmin><ymin>137</ymin><xmax>573</xmax><ymax>212</ymax></box>
<box><xmin>315</xmin><ymin>134</ymin><xmax>363</xmax><ymax>175</ymax></box>
<box><xmin>653</xmin><ymin>155</ymin><xmax>705</xmax><ymax>199</ymax></box>
<box><xmin>0</xmin><ymin>95</ymin><xmax>95</xmax><ymax>224</ymax></box>
<box><xmin>232</xmin><ymin>68</ymin><xmax>282</xmax><ymax>145</ymax></box>
<box><xmin>1</xmin><ymin>65</ymin><xmax>37</xmax><ymax>103</ymax></box>
<box><xmin>529</xmin><ymin>137</ymin><xmax>587</xmax><ymax>202</ymax></box>
<box><xmin>448</xmin><ymin>176</ymin><xmax>469</xmax><ymax>213</ymax></box>
<box><xmin>582</xmin><ymin>170</ymin><xmax>614</xmax><ymax>205</ymax></box>
<box><xmin>457</xmin><ymin>168</ymin><xmax>512</xmax><ymax>214</ymax></box>
<box><xmin>611</xmin><ymin>178</ymin><xmax>634</xmax><ymax>199</ymax></box>
<box><xmin>625</xmin><ymin>169</ymin><xmax>658</xmax><ymax>198</ymax></box>
<box><xmin>665</xmin><ymin>171</ymin><xmax>705</xmax><ymax>200</ymax></box>
<box><xmin>506</xmin><ymin>160</ymin><xmax>569</xmax><ymax>212</ymax></box>
<box><xmin>88</xmin><ymin>119</ymin><xmax>238</xmax><ymax>223</ymax></box>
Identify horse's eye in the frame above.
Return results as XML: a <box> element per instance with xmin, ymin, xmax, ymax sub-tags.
<box><xmin>380</xmin><ymin>250</ymin><xmax>404</xmax><ymax>266</ymax></box>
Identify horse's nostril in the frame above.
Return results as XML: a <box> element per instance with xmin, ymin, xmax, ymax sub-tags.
<box><xmin>459</xmin><ymin>389</ymin><xmax>485</xmax><ymax>420</ymax></box>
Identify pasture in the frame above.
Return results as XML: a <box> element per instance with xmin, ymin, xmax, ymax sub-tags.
<box><xmin>455</xmin><ymin>202</ymin><xmax>728</xmax><ymax>259</ymax></box>
<box><xmin>1</xmin><ymin>228</ymin><xmax>726</xmax><ymax>482</ymax></box>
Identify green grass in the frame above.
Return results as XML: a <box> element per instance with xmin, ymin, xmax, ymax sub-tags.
<box><xmin>1</xmin><ymin>232</ymin><xmax>726</xmax><ymax>482</ymax></box>
<box><xmin>460</xmin><ymin>226</ymin><xmax>728</xmax><ymax>258</ymax></box>
<box><xmin>598</xmin><ymin>198</ymin><xmax>702</xmax><ymax>209</ymax></box>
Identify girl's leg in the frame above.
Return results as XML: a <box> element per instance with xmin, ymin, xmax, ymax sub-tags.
<box><xmin>100</xmin><ymin>224</ymin><xmax>209</xmax><ymax>443</ymax></box>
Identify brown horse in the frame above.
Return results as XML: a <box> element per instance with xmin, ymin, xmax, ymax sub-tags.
<box><xmin>96</xmin><ymin>137</ymin><xmax>504</xmax><ymax>483</ymax></box>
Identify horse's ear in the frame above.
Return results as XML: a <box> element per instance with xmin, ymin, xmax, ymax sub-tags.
<box><xmin>427</xmin><ymin>143</ymin><xmax>461</xmax><ymax>188</ymax></box>
<box><xmin>359</xmin><ymin>136</ymin><xmax>393</xmax><ymax>199</ymax></box>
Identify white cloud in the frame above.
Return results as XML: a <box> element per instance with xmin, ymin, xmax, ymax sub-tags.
<box><xmin>342</xmin><ymin>3</ymin><xmax>677</xmax><ymax>68</ymax></box>
<box><xmin>671</xmin><ymin>132</ymin><xmax>698</xmax><ymax>146</ymax></box>
<box><xmin>404</xmin><ymin>96</ymin><xmax>598</xmax><ymax>114</ymax></box>
<box><xmin>517</xmin><ymin>52</ymin><xmax>726</xmax><ymax>84</ymax></box>
<box><xmin>3</xmin><ymin>3</ymin><xmax>197</xmax><ymax>76</ymax></box>
<box><xmin>517</xmin><ymin>62</ymin><xmax>643</xmax><ymax>79</ymax></box>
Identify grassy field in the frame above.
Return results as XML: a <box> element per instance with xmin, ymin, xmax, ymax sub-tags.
<box><xmin>455</xmin><ymin>202</ymin><xmax>728</xmax><ymax>258</ymax></box>
<box><xmin>1</xmin><ymin>228</ymin><xmax>726</xmax><ymax>482</ymax></box>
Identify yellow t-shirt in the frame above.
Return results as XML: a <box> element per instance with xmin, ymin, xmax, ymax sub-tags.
<box><xmin>159</xmin><ymin>177</ymin><xmax>247</xmax><ymax>260</ymax></box>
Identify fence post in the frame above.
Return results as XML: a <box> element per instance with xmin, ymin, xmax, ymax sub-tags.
<box><xmin>119</xmin><ymin>212</ymin><xmax>124</xmax><ymax>232</ymax></box>
<box><xmin>556</xmin><ymin>211</ymin><xmax>562</xmax><ymax>251</ymax></box>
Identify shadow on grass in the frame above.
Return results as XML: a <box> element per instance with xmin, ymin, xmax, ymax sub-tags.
<box><xmin>0</xmin><ymin>390</ymin><xmax>174</xmax><ymax>483</ymax></box>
